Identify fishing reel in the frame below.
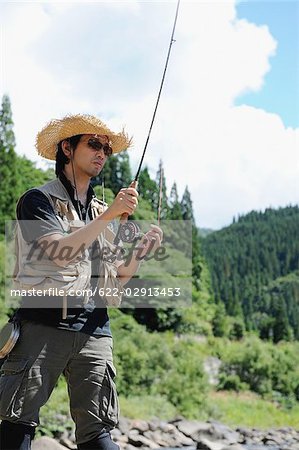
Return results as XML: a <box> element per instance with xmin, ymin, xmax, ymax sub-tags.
<box><xmin>114</xmin><ymin>221</ymin><xmax>141</xmax><ymax>245</ymax></box>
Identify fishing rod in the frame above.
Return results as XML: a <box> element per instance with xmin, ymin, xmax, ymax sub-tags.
<box><xmin>116</xmin><ymin>0</ymin><xmax>181</xmax><ymax>243</ymax></box>
<box><xmin>157</xmin><ymin>162</ymin><xmax>164</xmax><ymax>226</ymax></box>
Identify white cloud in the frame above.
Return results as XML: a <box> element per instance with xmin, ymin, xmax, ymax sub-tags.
<box><xmin>0</xmin><ymin>0</ymin><xmax>297</xmax><ymax>229</ymax></box>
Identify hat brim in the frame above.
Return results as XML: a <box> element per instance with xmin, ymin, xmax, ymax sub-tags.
<box><xmin>36</xmin><ymin>114</ymin><xmax>132</xmax><ymax>160</ymax></box>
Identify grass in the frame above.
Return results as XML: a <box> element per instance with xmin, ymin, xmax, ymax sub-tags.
<box><xmin>119</xmin><ymin>395</ymin><xmax>177</xmax><ymax>420</ymax></box>
<box><xmin>207</xmin><ymin>391</ymin><xmax>299</xmax><ymax>429</ymax></box>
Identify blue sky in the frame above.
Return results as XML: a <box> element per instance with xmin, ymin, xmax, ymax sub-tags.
<box><xmin>236</xmin><ymin>0</ymin><xmax>299</xmax><ymax>128</ymax></box>
<box><xmin>0</xmin><ymin>1</ymin><xmax>298</xmax><ymax>229</ymax></box>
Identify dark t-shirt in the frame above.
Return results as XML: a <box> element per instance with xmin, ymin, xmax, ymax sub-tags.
<box><xmin>14</xmin><ymin>173</ymin><xmax>112</xmax><ymax>337</ymax></box>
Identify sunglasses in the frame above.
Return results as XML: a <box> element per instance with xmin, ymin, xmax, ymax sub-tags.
<box><xmin>86</xmin><ymin>138</ymin><xmax>113</xmax><ymax>157</ymax></box>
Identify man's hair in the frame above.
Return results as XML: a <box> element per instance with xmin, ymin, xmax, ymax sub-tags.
<box><xmin>55</xmin><ymin>134</ymin><xmax>83</xmax><ymax>177</ymax></box>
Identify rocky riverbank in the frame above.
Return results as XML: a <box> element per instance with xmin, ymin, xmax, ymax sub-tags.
<box><xmin>31</xmin><ymin>417</ymin><xmax>299</xmax><ymax>450</ymax></box>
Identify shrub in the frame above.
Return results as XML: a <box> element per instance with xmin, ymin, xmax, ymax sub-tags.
<box><xmin>217</xmin><ymin>336</ymin><xmax>299</xmax><ymax>399</ymax></box>
<box><xmin>111</xmin><ymin>310</ymin><xmax>208</xmax><ymax>418</ymax></box>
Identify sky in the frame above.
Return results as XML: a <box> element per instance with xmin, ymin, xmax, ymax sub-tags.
<box><xmin>0</xmin><ymin>0</ymin><xmax>298</xmax><ymax>230</ymax></box>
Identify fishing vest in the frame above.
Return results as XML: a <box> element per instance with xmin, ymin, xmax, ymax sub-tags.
<box><xmin>14</xmin><ymin>178</ymin><xmax>123</xmax><ymax>318</ymax></box>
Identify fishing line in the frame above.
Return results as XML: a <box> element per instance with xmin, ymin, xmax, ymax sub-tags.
<box><xmin>117</xmin><ymin>0</ymin><xmax>181</xmax><ymax>244</ymax></box>
<box><xmin>157</xmin><ymin>163</ymin><xmax>164</xmax><ymax>225</ymax></box>
<box><xmin>134</xmin><ymin>0</ymin><xmax>181</xmax><ymax>182</ymax></box>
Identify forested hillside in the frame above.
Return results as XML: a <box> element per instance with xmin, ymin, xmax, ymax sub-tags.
<box><xmin>202</xmin><ymin>207</ymin><xmax>299</xmax><ymax>342</ymax></box>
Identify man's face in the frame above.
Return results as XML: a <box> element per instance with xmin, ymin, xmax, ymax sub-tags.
<box><xmin>73</xmin><ymin>134</ymin><xmax>112</xmax><ymax>178</ymax></box>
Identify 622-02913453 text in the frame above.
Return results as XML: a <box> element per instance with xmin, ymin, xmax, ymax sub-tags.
<box><xmin>99</xmin><ymin>287</ymin><xmax>181</xmax><ymax>297</ymax></box>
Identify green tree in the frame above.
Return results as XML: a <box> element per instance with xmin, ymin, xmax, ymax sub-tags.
<box><xmin>192</xmin><ymin>226</ymin><xmax>202</xmax><ymax>289</ymax></box>
<box><xmin>212</xmin><ymin>302</ymin><xmax>229</xmax><ymax>337</ymax></box>
<box><xmin>271</xmin><ymin>294</ymin><xmax>292</xmax><ymax>343</ymax></box>
<box><xmin>0</xmin><ymin>95</ymin><xmax>20</xmax><ymax>231</ymax></box>
<box><xmin>228</xmin><ymin>316</ymin><xmax>246</xmax><ymax>340</ymax></box>
<box><xmin>169</xmin><ymin>182</ymin><xmax>182</xmax><ymax>220</ymax></box>
<box><xmin>181</xmin><ymin>186</ymin><xmax>194</xmax><ymax>223</ymax></box>
<box><xmin>154</xmin><ymin>160</ymin><xmax>168</xmax><ymax>220</ymax></box>
<box><xmin>117</xmin><ymin>152</ymin><xmax>132</xmax><ymax>187</ymax></box>
<box><xmin>17</xmin><ymin>156</ymin><xmax>54</xmax><ymax>194</ymax></box>
<box><xmin>137</xmin><ymin>167</ymin><xmax>158</xmax><ymax>208</ymax></box>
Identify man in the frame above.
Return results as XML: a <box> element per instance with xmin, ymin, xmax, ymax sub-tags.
<box><xmin>0</xmin><ymin>114</ymin><xmax>162</xmax><ymax>450</ymax></box>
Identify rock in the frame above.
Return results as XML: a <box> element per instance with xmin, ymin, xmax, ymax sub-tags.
<box><xmin>262</xmin><ymin>434</ymin><xmax>284</xmax><ymax>446</ymax></box>
<box><xmin>28</xmin><ymin>417</ymin><xmax>299</xmax><ymax>450</ymax></box>
<box><xmin>203</xmin><ymin>357</ymin><xmax>222</xmax><ymax>385</ymax></box>
<box><xmin>168</xmin><ymin>415</ymin><xmax>185</xmax><ymax>424</ymax></box>
<box><xmin>55</xmin><ymin>414</ymin><xmax>69</xmax><ymax>423</ymax></box>
<box><xmin>221</xmin><ymin>445</ymin><xmax>244</xmax><ymax>450</ymax></box>
<box><xmin>196</xmin><ymin>436</ymin><xmax>225</xmax><ymax>450</ymax></box>
<box><xmin>32</xmin><ymin>437</ymin><xmax>69</xmax><ymax>450</ymax></box>
<box><xmin>59</xmin><ymin>437</ymin><xmax>77</xmax><ymax>449</ymax></box>
<box><xmin>159</xmin><ymin>422</ymin><xmax>176</xmax><ymax>433</ymax></box>
<box><xmin>111</xmin><ymin>428</ymin><xmax>122</xmax><ymax>438</ymax></box>
<box><xmin>209</xmin><ymin>422</ymin><xmax>240</xmax><ymax>444</ymax></box>
<box><xmin>150</xmin><ymin>424</ymin><xmax>195</xmax><ymax>447</ymax></box>
<box><xmin>116</xmin><ymin>443</ymin><xmax>126</xmax><ymax>450</ymax></box>
<box><xmin>266</xmin><ymin>439</ymin><xmax>282</xmax><ymax>446</ymax></box>
<box><xmin>236</xmin><ymin>427</ymin><xmax>254</xmax><ymax>443</ymax></box>
<box><xmin>128</xmin><ymin>428</ymin><xmax>139</xmax><ymax>436</ymax></box>
<box><xmin>117</xmin><ymin>417</ymin><xmax>132</xmax><ymax>435</ymax></box>
<box><xmin>160</xmin><ymin>448</ymin><xmax>196</xmax><ymax>450</ymax></box>
<box><xmin>116</xmin><ymin>435</ymin><xmax>129</xmax><ymax>444</ymax></box>
<box><xmin>127</xmin><ymin>431</ymin><xmax>158</xmax><ymax>448</ymax></box>
<box><xmin>177</xmin><ymin>420</ymin><xmax>212</xmax><ymax>439</ymax></box>
<box><xmin>130</xmin><ymin>419</ymin><xmax>149</xmax><ymax>433</ymax></box>
<box><xmin>67</xmin><ymin>430</ymin><xmax>76</xmax><ymax>444</ymax></box>
<box><xmin>143</xmin><ymin>430</ymin><xmax>172</xmax><ymax>447</ymax></box>
<box><xmin>113</xmin><ymin>434</ymin><xmax>129</xmax><ymax>444</ymax></box>
<box><xmin>168</xmin><ymin>427</ymin><xmax>195</xmax><ymax>446</ymax></box>
<box><xmin>148</xmin><ymin>420</ymin><xmax>160</xmax><ymax>432</ymax></box>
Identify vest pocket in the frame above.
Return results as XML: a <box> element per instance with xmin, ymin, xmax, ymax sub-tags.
<box><xmin>0</xmin><ymin>357</ymin><xmax>29</xmax><ymax>419</ymax></box>
<box><xmin>100</xmin><ymin>361</ymin><xmax>119</xmax><ymax>427</ymax></box>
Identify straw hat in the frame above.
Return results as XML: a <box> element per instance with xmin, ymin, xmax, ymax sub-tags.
<box><xmin>36</xmin><ymin>114</ymin><xmax>132</xmax><ymax>160</ymax></box>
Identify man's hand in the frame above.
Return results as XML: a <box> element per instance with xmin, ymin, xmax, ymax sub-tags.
<box><xmin>117</xmin><ymin>224</ymin><xmax>163</xmax><ymax>284</ymax></box>
<box><xmin>106</xmin><ymin>186</ymin><xmax>139</xmax><ymax>220</ymax></box>
<box><xmin>137</xmin><ymin>224</ymin><xmax>163</xmax><ymax>259</ymax></box>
